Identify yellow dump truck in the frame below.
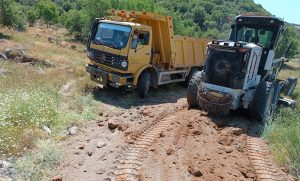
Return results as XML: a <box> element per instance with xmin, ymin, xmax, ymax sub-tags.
<box><xmin>86</xmin><ymin>10</ymin><xmax>209</xmax><ymax>97</ymax></box>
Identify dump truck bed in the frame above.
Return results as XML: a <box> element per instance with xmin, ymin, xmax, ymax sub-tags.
<box><xmin>108</xmin><ymin>10</ymin><xmax>209</xmax><ymax>69</ymax></box>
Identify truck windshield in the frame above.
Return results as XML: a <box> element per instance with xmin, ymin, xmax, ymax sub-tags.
<box><xmin>94</xmin><ymin>23</ymin><xmax>131</xmax><ymax>49</ymax></box>
<box><xmin>236</xmin><ymin>25</ymin><xmax>274</xmax><ymax>49</ymax></box>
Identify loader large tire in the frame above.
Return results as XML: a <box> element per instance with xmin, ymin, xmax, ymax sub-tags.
<box><xmin>138</xmin><ymin>71</ymin><xmax>151</xmax><ymax>98</ymax></box>
<box><xmin>250</xmin><ymin>81</ymin><xmax>275</xmax><ymax>122</ymax></box>
<box><xmin>184</xmin><ymin>68</ymin><xmax>199</xmax><ymax>87</ymax></box>
<box><xmin>187</xmin><ymin>71</ymin><xmax>202</xmax><ymax>108</ymax></box>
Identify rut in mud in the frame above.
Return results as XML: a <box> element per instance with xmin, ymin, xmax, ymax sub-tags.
<box><xmin>55</xmin><ymin>89</ymin><xmax>294</xmax><ymax>181</ymax></box>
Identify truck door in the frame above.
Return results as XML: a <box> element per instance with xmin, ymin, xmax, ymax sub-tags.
<box><xmin>128</xmin><ymin>29</ymin><xmax>152</xmax><ymax>69</ymax></box>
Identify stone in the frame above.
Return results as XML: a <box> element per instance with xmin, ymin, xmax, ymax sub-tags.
<box><xmin>43</xmin><ymin>59</ymin><xmax>55</xmax><ymax>67</ymax></box>
<box><xmin>166</xmin><ymin>148</ymin><xmax>174</xmax><ymax>155</ymax></box>
<box><xmin>108</xmin><ymin>121</ymin><xmax>119</xmax><ymax>130</ymax></box>
<box><xmin>0</xmin><ymin>68</ymin><xmax>11</xmax><ymax>77</ymax></box>
<box><xmin>68</xmin><ymin>126</ymin><xmax>77</xmax><ymax>135</ymax></box>
<box><xmin>48</xmin><ymin>36</ymin><xmax>56</xmax><ymax>43</ymax></box>
<box><xmin>60</xmin><ymin>41</ymin><xmax>68</xmax><ymax>47</ymax></box>
<box><xmin>224</xmin><ymin>146</ymin><xmax>233</xmax><ymax>153</ymax></box>
<box><xmin>0</xmin><ymin>53</ymin><xmax>7</xmax><ymax>60</ymax></box>
<box><xmin>70</xmin><ymin>44</ymin><xmax>77</xmax><ymax>49</ymax></box>
<box><xmin>96</xmin><ymin>140</ymin><xmax>107</xmax><ymax>148</ymax></box>
<box><xmin>99</xmin><ymin>112</ymin><xmax>104</xmax><ymax>116</ymax></box>
<box><xmin>188</xmin><ymin>166</ymin><xmax>203</xmax><ymax>177</ymax></box>
<box><xmin>193</xmin><ymin>170</ymin><xmax>203</xmax><ymax>177</ymax></box>
<box><xmin>87</xmin><ymin>151</ymin><xmax>93</xmax><ymax>156</ymax></box>
<box><xmin>79</xmin><ymin>145</ymin><xmax>85</xmax><ymax>150</ymax></box>
<box><xmin>0</xmin><ymin>160</ymin><xmax>12</xmax><ymax>169</ymax></box>
<box><xmin>118</xmin><ymin>123</ymin><xmax>129</xmax><ymax>131</ymax></box>
<box><xmin>231</xmin><ymin>128</ymin><xmax>244</xmax><ymax>136</ymax></box>
<box><xmin>42</xmin><ymin>125</ymin><xmax>52</xmax><ymax>134</ymax></box>
<box><xmin>52</xmin><ymin>176</ymin><xmax>62</xmax><ymax>181</ymax></box>
<box><xmin>192</xmin><ymin>130</ymin><xmax>202</xmax><ymax>135</ymax></box>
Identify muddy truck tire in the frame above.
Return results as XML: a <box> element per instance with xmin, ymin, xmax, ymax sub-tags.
<box><xmin>187</xmin><ymin>71</ymin><xmax>202</xmax><ymax>107</ymax></box>
<box><xmin>138</xmin><ymin>71</ymin><xmax>151</xmax><ymax>98</ymax></box>
<box><xmin>250</xmin><ymin>81</ymin><xmax>275</xmax><ymax>122</ymax></box>
<box><xmin>282</xmin><ymin>76</ymin><xmax>297</xmax><ymax>96</ymax></box>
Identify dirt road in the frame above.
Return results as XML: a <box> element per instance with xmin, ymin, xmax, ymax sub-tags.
<box><xmin>55</xmin><ymin>87</ymin><xmax>294</xmax><ymax>181</ymax></box>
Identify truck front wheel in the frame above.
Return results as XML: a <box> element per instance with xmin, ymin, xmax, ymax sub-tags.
<box><xmin>138</xmin><ymin>71</ymin><xmax>151</xmax><ymax>98</ymax></box>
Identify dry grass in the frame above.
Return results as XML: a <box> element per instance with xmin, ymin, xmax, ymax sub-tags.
<box><xmin>0</xmin><ymin>27</ymin><xmax>100</xmax><ymax>179</ymax></box>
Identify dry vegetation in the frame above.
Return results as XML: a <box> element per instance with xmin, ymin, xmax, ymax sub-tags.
<box><xmin>0</xmin><ymin>27</ymin><xmax>101</xmax><ymax>179</ymax></box>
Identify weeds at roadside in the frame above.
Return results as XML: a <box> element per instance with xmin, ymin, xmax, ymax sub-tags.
<box><xmin>264</xmin><ymin>108</ymin><xmax>300</xmax><ymax>178</ymax></box>
<box><xmin>14</xmin><ymin>139</ymin><xmax>63</xmax><ymax>180</ymax></box>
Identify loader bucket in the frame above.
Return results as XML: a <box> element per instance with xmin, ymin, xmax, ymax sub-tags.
<box><xmin>198</xmin><ymin>90</ymin><xmax>233</xmax><ymax>117</ymax></box>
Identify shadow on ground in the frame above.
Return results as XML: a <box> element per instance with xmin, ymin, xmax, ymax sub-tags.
<box><xmin>91</xmin><ymin>83</ymin><xmax>187</xmax><ymax>109</ymax></box>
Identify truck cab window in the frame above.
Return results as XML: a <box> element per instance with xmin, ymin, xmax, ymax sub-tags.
<box><xmin>94</xmin><ymin>23</ymin><xmax>131</xmax><ymax>49</ymax></box>
<box><xmin>138</xmin><ymin>31</ymin><xmax>150</xmax><ymax>45</ymax></box>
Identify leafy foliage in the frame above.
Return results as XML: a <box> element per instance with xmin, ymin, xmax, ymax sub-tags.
<box><xmin>35</xmin><ymin>0</ymin><xmax>59</xmax><ymax>27</ymax></box>
<box><xmin>276</xmin><ymin>26</ymin><xmax>300</xmax><ymax>58</ymax></box>
<box><xmin>0</xmin><ymin>0</ymin><xmax>27</xmax><ymax>30</ymax></box>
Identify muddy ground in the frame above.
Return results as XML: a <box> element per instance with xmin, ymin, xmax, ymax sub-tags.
<box><xmin>55</xmin><ymin>86</ymin><xmax>295</xmax><ymax>181</ymax></box>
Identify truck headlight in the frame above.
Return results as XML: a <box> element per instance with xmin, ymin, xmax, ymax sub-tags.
<box><xmin>121</xmin><ymin>61</ymin><xmax>128</xmax><ymax>68</ymax></box>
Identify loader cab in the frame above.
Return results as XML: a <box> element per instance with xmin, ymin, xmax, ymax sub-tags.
<box><xmin>229</xmin><ymin>15</ymin><xmax>284</xmax><ymax>77</ymax></box>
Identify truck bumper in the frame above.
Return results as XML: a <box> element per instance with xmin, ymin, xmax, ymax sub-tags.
<box><xmin>86</xmin><ymin>64</ymin><xmax>133</xmax><ymax>90</ymax></box>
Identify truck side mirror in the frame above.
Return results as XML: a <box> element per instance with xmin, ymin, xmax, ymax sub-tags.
<box><xmin>131</xmin><ymin>37</ymin><xmax>138</xmax><ymax>49</ymax></box>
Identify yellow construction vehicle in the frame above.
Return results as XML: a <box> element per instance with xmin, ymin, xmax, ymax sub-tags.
<box><xmin>86</xmin><ymin>10</ymin><xmax>209</xmax><ymax>97</ymax></box>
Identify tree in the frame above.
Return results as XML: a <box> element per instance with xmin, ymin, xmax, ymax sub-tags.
<box><xmin>276</xmin><ymin>26</ymin><xmax>300</xmax><ymax>59</ymax></box>
<box><xmin>62</xmin><ymin>9</ymin><xmax>89</xmax><ymax>39</ymax></box>
<box><xmin>0</xmin><ymin>0</ymin><xmax>26</xmax><ymax>30</ymax></box>
<box><xmin>35</xmin><ymin>0</ymin><xmax>59</xmax><ymax>28</ymax></box>
<box><xmin>27</xmin><ymin>8</ymin><xmax>38</xmax><ymax>27</ymax></box>
<box><xmin>79</xmin><ymin>0</ymin><xmax>111</xmax><ymax>21</ymax></box>
<box><xmin>193</xmin><ymin>6</ymin><xmax>206</xmax><ymax>31</ymax></box>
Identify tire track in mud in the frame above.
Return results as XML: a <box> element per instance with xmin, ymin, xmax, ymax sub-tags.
<box><xmin>246</xmin><ymin>136</ymin><xmax>294</xmax><ymax>181</ymax></box>
<box><xmin>114</xmin><ymin>110</ymin><xmax>186</xmax><ymax>181</ymax></box>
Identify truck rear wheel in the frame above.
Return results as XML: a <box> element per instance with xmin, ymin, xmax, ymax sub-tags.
<box><xmin>138</xmin><ymin>71</ymin><xmax>151</xmax><ymax>98</ymax></box>
<box><xmin>249</xmin><ymin>81</ymin><xmax>275</xmax><ymax>122</ymax></box>
<box><xmin>187</xmin><ymin>71</ymin><xmax>202</xmax><ymax>108</ymax></box>
<box><xmin>283</xmin><ymin>76</ymin><xmax>297</xmax><ymax>96</ymax></box>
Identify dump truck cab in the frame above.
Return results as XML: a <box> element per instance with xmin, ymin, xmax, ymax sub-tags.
<box><xmin>86</xmin><ymin>10</ymin><xmax>209</xmax><ymax>97</ymax></box>
<box><xmin>87</xmin><ymin>19</ymin><xmax>152</xmax><ymax>89</ymax></box>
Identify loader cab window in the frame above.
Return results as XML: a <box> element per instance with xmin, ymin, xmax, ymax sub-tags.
<box><xmin>236</xmin><ymin>26</ymin><xmax>274</xmax><ymax>49</ymax></box>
